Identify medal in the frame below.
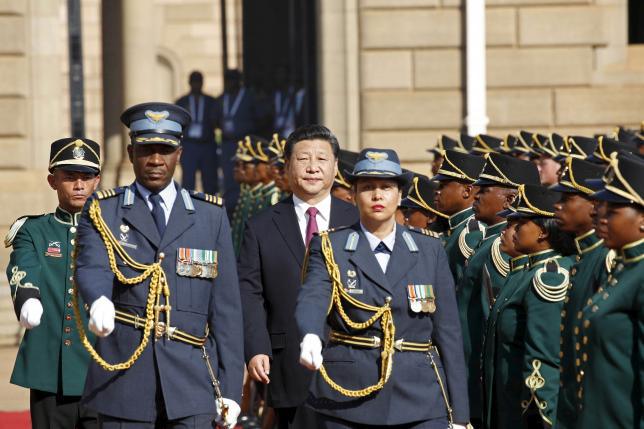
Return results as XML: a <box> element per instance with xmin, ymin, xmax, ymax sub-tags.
<box><xmin>410</xmin><ymin>300</ymin><xmax>422</xmax><ymax>313</ymax></box>
<box><xmin>407</xmin><ymin>285</ymin><xmax>421</xmax><ymax>313</ymax></box>
<box><xmin>421</xmin><ymin>300</ymin><xmax>430</xmax><ymax>313</ymax></box>
<box><xmin>427</xmin><ymin>300</ymin><xmax>436</xmax><ymax>313</ymax></box>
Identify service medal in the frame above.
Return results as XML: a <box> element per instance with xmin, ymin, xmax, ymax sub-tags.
<box><xmin>410</xmin><ymin>300</ymin><xmax>422</xmax><ymax>313</ymax></box>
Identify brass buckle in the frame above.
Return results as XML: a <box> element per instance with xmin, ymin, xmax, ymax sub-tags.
<box><xmin>394</xmin><ymin>339</ymin><xmax>404</xmax><ymax>352</ymax></box>
<box><xmin>155</xmin><ymin>322</ymin><xmax>166</xmax><ymax>339</ymax></box>
<box><xmin>370</xmin><ymin>336</ymin><xmax>381</xmax><ymax>348</ymax></box>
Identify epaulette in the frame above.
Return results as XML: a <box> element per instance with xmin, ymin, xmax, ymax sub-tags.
<box><xmin>189</xmin><ymin>190</ymin><xmax>224</xmax><ymax>206</ymax></box>
<box><xmin>466</xmin><ymin>217</ymin><xmax>482</xmax><ymax>233</ymax></box>
<box><xmin>407</xmin><ymin>226</ymin><xmax>441</xmax><ymax>239</ymax></box>
<box><xmin>95</xmin><ymin>187</ymin><xmax>125</xmax><ymax>200</ymax></box>
<box><xmin>4</xmin><ymin>214</ymin><xmax>44</xmax><ymax>248</ymax></box>
<box><xmin>532</xmin><ymin>258</ymin><xmax>569</xmax><ymax>302</ymax></box>
<box><xmin>490</xmin><ymin>236</ymin><xmax>510</xmax><ymax>277</ymax></box>
<box><xmin>401</xmin><ymin>231</ymin><xmax>419</xmax><ymax>252</ymax></box>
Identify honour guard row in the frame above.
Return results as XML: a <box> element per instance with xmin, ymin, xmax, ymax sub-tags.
<box><xmin>4</xmin><ymin>101</ymin><xmax>643</xmax><ymax>429</ymax></box>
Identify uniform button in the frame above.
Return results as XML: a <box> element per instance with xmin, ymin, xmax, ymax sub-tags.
<box><xmin>577</xmin><ymin>311</ymin><xmax>583</xmax><ymax>319</ymax></box>
<box><xmin>70</xmin><ymin>239</ymin><xmax>75</xmax><ymax>245</ymax></box>
<box><xmin>560</xmin><ymin>310</ymin><xmax>566</xmax><ymax>318</ymax></box>
<box><xmin>66</xmin><ymin>302</ymin><xmax>72</xmax><ymax>308</ymax></box>
<box><xmin>582</xmin><ymin>353</ymin><xmax>588</xmax><ymax>362</ymax></box>
<box><xmin>582</xmin><ymin>336</ymin><xmax>588</xmax><ymax>345</ymax></box>
<box><xmin>575</xmin><ymin>255</ymin><xmax>581</xmax><ymax>262</ymax></box>
<box><xmin>68</xmin><ymin>288</ymin><xmax>73</xmax><ymax>295</ymax></box>
<box><xmin>70</xmin><ymin>227</ymin><xmax>77</xmax><ymax>234</ymax></box>
<box><xmin>64</xmin><ymin>327</ymin><xmax>71</xmax><ymax>334</ymax></box>
<box><xmin>571</xmin><ymin>268</ymin><xmax>577</xmax><ymax>276</ymax></box>
<box><xmin>575</xmin><ymin>358</ymin><xmax>580</xmax><ymax>366</ymax></box>
<box><xmin>65</xmin><ymin>315</ymin><xmax>72</xmax><ymax>321</ymax></box>
<box><xmin>583</xmin><ymin>320</ymin><xmax>590</xmax><ymax>328</ymax></box>
<box><xmin>69</xmin><ymin>276</ymin><xmax>74</xmax><ymax>282</ymax></box>
<box><xmin>574</xmin><ymin>326</ymin><xmax>579</xmax><ymax>335</ymax></box>
<box><xmin>64</xmin><ymin>339</ymin><xmax>72</xmax><ymax>346</ymax></box>
<box><xmin>576</xmin><ymin>374</ymin><xmax>581</xmax><ymax>383</ymax></box>
<box><xmin>560</xmin><ymin>324</ymin><xmax>565</xmax><ymax>332</ymax></box>
<box><xmin>69</xmin><ymin>264</ymin><xmax>74</xmax><ymax>269</ymax></box>
<box><xmin>602</xmin><ymin>292</ymin><xmax>609</xmax><ymax>300</ymax></box>
<box><xmin>575</xmin><ymin>343</ymin><xmax>580</xmax><ymax>351</ymax></box>
<box><xmin>158</xmin><ymin>252</ymin><xmax>165</xmax><ymax>259</ymax></box>
<box><xmin>591</xmin><ymin>305</ymin><xmax>599</xmax><ymax>312</ymax></box>
<box><xmin>564</xmin><ymin>297</ymin><xmax>570</xmax><ymax>303</ymax></box>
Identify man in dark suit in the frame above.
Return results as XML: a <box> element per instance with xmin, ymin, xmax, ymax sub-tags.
<box><xmin>238</xmin><ymin>125</ymin><xmax>358</xmax><ymax>429</ymax></box>
<box><xmin>175</xmin><ymin>71</ymin><xmax>220</xmax><ymax>194</ymax></box>
<box><xmin>75</xmin><ymin>102</ymin><xmax>244</xmax><ymax>428</ymax></box>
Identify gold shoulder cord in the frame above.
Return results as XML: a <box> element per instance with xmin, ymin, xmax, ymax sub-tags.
<box><xmin>318</xmin><ymin>231</ymin><xmax>396</xmax><ymax>398</ymax></box>
<box><xmin>71</xmin><ymin>199</ymin><xmax>170</xmax><ymax>371</ymax></box>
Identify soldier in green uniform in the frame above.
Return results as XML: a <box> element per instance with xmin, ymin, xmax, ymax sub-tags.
<box><xmin>427</xmin><ymin>134</ymin><xmax>472</xmax><ymax>176</ymax></box>
<box><xmin>331</xmin><ymin>149</ymin><xmax>358</xmax><ymax>204</ymax></box>
<box><xmin>268</xmin><ymin>133</ymin><xmax>291</xmax><ymax>196</ymax></box>
<box><xmin>573</xmin><ymin>152</ymin><xmax>644</xmax><ymax>429</ymax></box>
<box><xmin>5</xmin><ymin>137</ymin><xmax>101</xmax><ymax>428</ymax></box>
<box><xmin>481</xmin><ymin>184</ymin><xmax>575</xmax><ymax>429</ymax></box>
<box><xmin>550</xmin><ymin>157</ymin><xmax>610</xmax><ymax>429</ymax></box>
<box><xmin>399</xmin><ymin>174</ymin><xmax>448</xmax><ymax>233</ymax></box>
<box><xmin>231</xmin><ymin>140</ymin><xmax>254</xmax><ymax>255</ymax></box>
<box><xmin>458</xmin><ymin>153</ymin><xmax>540</xmax><ymax>426</ymax></box>
<box><xmin>247</xmin><ymin>136</ymin><xmax>281</xmax><ymax>213</ymax></box>
<box><xmin>432</xmin><ymin>149</ymin><xmax>486</xmax><ymax>284</ymax></box>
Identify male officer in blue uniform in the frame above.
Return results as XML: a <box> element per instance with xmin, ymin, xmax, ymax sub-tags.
<box><xmin>296</xmin><ymin>148</ymin><xmax>470</xmax><ymax>428</ymax></box>
<box><xmin>74</xmin><ymin>102</ymin><xmax>244</xmax><ymax>428</ymax></box>
<box><xmin>6</xmin><ymin>137</ymin><xmax>101</xmax><ymax>429</ymax></box>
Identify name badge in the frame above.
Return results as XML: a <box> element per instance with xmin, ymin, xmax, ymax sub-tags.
<box><xmin>187</xmin><ymin>123</ymin><xmax>203</xmax><ymax>139</ymax></box>
<box><xmin>176</xmin><ymin>248</ymin><xmax>218</xmax><ymax>279</ymax></box>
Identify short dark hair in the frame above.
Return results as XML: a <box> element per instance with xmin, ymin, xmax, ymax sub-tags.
<box><xmin>189</xmin><ymin>71</ymin><xmax>203</xmax><ymax>83</ymax></box>
<box><xmin>284</xmin><ymin>124</ymin><xmax>340</xmax><ymax>161</ymax></box>
<box><xmin>532</xmin><ymin>217</ymin><xmax>576</xmax><ymax>256</ymax></box>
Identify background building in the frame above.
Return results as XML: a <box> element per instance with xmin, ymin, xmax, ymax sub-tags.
<box><xmin>0</xmin><ymin>0</ymin><xmax>642</xmax><ymax>343</ymax></box>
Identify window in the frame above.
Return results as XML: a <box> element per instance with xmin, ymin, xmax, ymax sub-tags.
<box><xmin>629</xmin><ymin>0</ymin><xmax>644</xmax><ymax>44</ymax></box>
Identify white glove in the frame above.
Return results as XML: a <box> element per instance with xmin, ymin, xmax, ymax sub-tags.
<box><xmin>215</xmin><ymin>397</ymin><xmax>241</xmax><ymax>428</ymax></box>
<box><xmin>88</xmin><ymin>295</ymin><xmax>115</xmax><ymax>337</ymax></box>
<box><xmin>299</xmin><ymin>333</ymin><xmax>323</xmax><ymax>370</ymax></box>
<box><xmin>19</xmin><ymin>298</ymin><xmax>43</xmax><ymax>329</ymax></box>
<box><xmin>452</xmin><ymin>424</ymin><xmax>469</xmax><ymax>429</ymax></box>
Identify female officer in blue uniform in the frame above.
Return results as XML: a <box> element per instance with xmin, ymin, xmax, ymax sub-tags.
<box><xmin>296</xmin><ymin>148</ymin><xmax>470</xmax><ymax>429</ymax></box>
<box><xmin>482</xmin><ymin>184</ymin><xmax>575</xmax><ymax>429</ymax></box>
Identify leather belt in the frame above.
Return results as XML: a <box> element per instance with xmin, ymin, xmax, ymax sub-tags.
<box><xmin>329</xmin><ymin>330</ymin><xmax>433</xmax><ymax>352</ymax></box>
<box><xmin>115</xmin><ymin>309</ymin><xmax>207</xmax><ymax>347</ymax></box>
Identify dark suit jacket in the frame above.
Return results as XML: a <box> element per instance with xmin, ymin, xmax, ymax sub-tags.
<box><xmin>75</xmin><ymin>183</ymin><xmax>244</xmax><ymax>421</ymax></box>
<box><xmin>175</xmin><ymin>93</ymin><xmax>219</xmax><ymax>145</ymax></box>
<box><xmin>296</xmin><ymin>224</ymin><xmax>469</xmax><ymax>426</ymax></box>
<box><xmin>238</xmin><ymin>196</ymin><xmax>358</xmax><ymax>408</ymax></box>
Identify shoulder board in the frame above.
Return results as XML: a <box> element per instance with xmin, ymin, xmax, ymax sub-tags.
<box><xmin>490</xmin><ymin>237</ymin><xmax>510</xmax><ymax>277</ymax></box>
<box><xmin>189</xmin><ymin>190</ymin><xmax>224</xmax><ymax>206</ymax></box>
<box><xmin>605</xmin><ymin>249</ymin><xmax>617</xmax><ymax>273</ymax></box>
<box><xmin>407</xmin><ymin>226</ymin><xmax>441</xmax><ymax>239</ymax></box>
<box><xmin>401</xmin><ymin>231</ymin><xmax>419</xmax><ymax>253</ymax></box>
<box><xmin>95</xmin><ymin>187</ymin><xmax>125</xmax><ymax>200</ymax></box>
<box><xmin>532</xmin><ymin>258</ymin><xmax>569</xmax><ymax>302</ymax></box>
<box><xmin>344</xmin><ymin>230</ymin><xmax>360</xmax><ymax>251</ymax></box>
<box><xmin>4</xmin><ymin>215</ymin><xmax>45</xmax><ymax>248</ymax></box>
<box><xmin>325</xmin><ymin>225</ymin><xmax>352</xmax><ymax>234</ymax></box>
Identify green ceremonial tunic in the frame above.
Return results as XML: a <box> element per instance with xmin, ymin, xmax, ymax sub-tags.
<box><xmin>255</xmin><ymin>181</ymin><xmax>281</xmax><ymax>214</ymax></box>
<box><xmin>575</xmin><ymin>238</ymin><xmax>643</xmax><ymax>429</ymax></box>
<box><xmin>444</xmin><ymin>207</ymin><xmax>485</xmax><ymax>285</ymax></box>
<box><xmin>555</xmin><ymin>230</ymin><xmax>611</xmax><ymax>429</ymax></box>
<box><xmin>5</xmin><ymin>207</ymin><xmax>94</xmax><ymax>396</ymax></box>
<box><xmin>232</xmin><ymin>184</ymin><xmax>250</xmax><ymax>256</ymax></box>
<box><xmin>482</xmin><ymin>249</ymin><xmax>572</xmax><ymax>429</ymax></box>
<box><xmin>456</xmin><ymin>220</ymin><xmax>509</xmax><ymax>420</ymax></box>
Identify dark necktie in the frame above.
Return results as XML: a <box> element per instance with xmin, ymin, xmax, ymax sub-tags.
<box><xmin>374</xmin><ymin>241</ymin><xmax>390</xmax><ymax>254</ymax></box>
<box><xmin>305</xmin><ymin>206</ymin><xmax>319</xmax><ymax>247</ymax></box>
<box><xmin>149</xmin><ymin>193</ymin><xmax>166</xmax><ymax>236</ymax></box>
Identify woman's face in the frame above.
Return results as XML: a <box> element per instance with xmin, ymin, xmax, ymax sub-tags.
<box><xmin>600</xmin><ymin>203</ymin><xmax>644</xmax><ymax>249</ymax></box>
<box><xmin>500</xmin><ymin>219</ymin><xmax>521</xmax><ymax>257</ymax></box>
<box><xmin>403</xmin><ymin>208</ymin><xmax>431</xmax><ymax>229</ymax></box>
<box><xmin>354</xmin><ymin>178</ymin><xmax>402</xmax><ymax>225</ymax></box>
<box><xmin>513</xmin><ymin>218</ymin><xmax>547</xmax><ymax>254</ymax></box>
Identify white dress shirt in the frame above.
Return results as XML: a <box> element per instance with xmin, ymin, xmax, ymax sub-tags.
<box><xmin>361</xmin><ymin>223</ymin><xmax>396</xmax><ymax>273</ymax></box>
<box><xmin>292</xmin><ymin>193</ymin><xmax>332</xmax><ymax>243</ymax></box>
<box><xmin>135</xmin><ymin>181</ymin><xmax>177</xmax><ymax>224</ymax></box>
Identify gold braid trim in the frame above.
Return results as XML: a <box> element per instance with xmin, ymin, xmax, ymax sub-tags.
<box><xmin>318</xmin><ymin>231</ymin><xmax>396</xmax><ymax>398</ymax></box>
<box><xmin>521</xmin><ymin>359</ymin><xmax>552</xmax><ymax>425</ymax></box>
<box><xmin>72</xmin><ymin>199</ymin><xmax>170</xmax><ymax>371</ymax></box>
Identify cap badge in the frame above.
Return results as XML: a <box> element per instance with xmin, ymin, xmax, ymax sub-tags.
<box><xmin>365</xmin><ymin>151</ymin><xmax>388</xmax><ymax>163</ymax></box>
<box><xmin>145</xmin><ymin>110</ymin><xmax>169</xmax><ymax>123</ymax></box>
<box><xmin>72</xmin><ymin>140</ymin><xmax>86</xmax><ymax>160</ymax></box>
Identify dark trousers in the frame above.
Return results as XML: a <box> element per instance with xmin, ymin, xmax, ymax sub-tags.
<box><xmin>274</xmin><ymin>405</ymin><xmax>323</xmax><ymax>429</ymax></box>
<box><xmin>30</xmin><ymin>389</ymin><xmax>98</xmax><ymax>429</ymax></box>
<box><xmin>316</xmin><ymin>412</ymin><xmax>450</xmax><ymax>429</ymax></box>
<box><xmin>180</xmin><ymin>140</ymin><xmax>219</xmax><ymax>194</ymax></box>
<box><xmin>98</xmin><ymin>413</ymin><xmax>214</xmax><ymax>428</ymax></box>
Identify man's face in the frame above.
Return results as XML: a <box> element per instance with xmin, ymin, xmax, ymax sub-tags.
<box><xmin>331</xmin><ymin>186</ymin><xmax>354</xmax><ymax>205</ymax></box>
<box><xmin>233</xmin><ymin>161</ymin><xmax>246</xmax><ymax>183</ymax></box>
<box><xmin>536</xmin><ymin>155</ymin><xmax>561</xmax><ymax>186</ymax></box>
<box><xmin>553</xmin><ymin>192</ymin><xmax>594</xmax><ymax>235</ymax></box>
<box><xmin>473</xmin><ymin>185</ymin><xmax>514</xmax><ymax>225</ymax></box>
<box><xmin>285</xmin><ymin>139</ymin><xmax>337</xmax><ymax>202</ymax></box>
<box><xmin>47</xmin><ymin>169</ymin><xmax>100</xmax><ymax>213</ymax></box>
<box><xmin>189</xmin><ymin>78</ymin><xmax>203</xmax><ymax>94</ymax></box>
<box><xmin>354</xmin><ymin>178</ymin><xmax>402</xmax><ymax>224</ymax></box>
<box><xmin>592</xmin><ymin>200</ymin><xmax>608</xmax><ymax>240</ymax></box>
<box><xmin>434</xmin><ymin>180</ymin><xmax>472</xmax><ymax>215</ymax></box>
<box><xmin>127</xmin><ymin>144</ymin><xmax>182</xmax><ymax>193</ymax></box>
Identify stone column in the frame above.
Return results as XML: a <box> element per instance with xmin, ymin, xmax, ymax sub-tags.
<box><xmin>116</xmin><ymin>0</ymin><xmax>156</xmax><ymax>185</ymax></box>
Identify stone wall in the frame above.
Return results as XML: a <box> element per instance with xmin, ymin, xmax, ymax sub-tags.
<box><xmin>355</xmin><ymin>0</ymin><xmax>644</xmax><ymax>175</ymax></box>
